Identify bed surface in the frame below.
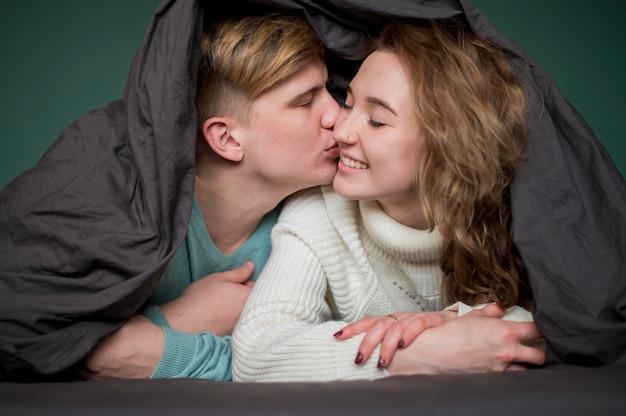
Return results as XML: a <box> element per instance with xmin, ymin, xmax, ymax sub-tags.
<box><xmin>1</xmin><ymin>364</ymin><xmax>625</xmax><ymax>416</ymax></box>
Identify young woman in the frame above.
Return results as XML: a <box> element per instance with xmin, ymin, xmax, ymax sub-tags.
<box><xmin>232</xmin><ymin>19</ymin><xmax>545</xmax><ymax>382</ymax></box>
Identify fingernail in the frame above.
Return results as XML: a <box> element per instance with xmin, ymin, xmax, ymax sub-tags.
<box><xmin>333</xmin><ymin>330</ymin><xmax>343</xmax><ymax>338</ymax></box>
<box><xmin>397</xmin><ymin>339</ymin><xmax>405</xmax><ymax>348</ymax></box>
<box><xmin>355</xmin><ymin>352</ymin><xmax>363</xmax><ymax>364</ymax></box>
<box><xmin>377</xmin><ymin>356</ymin><xmax>385</xmax><ymax>369</ymax></box>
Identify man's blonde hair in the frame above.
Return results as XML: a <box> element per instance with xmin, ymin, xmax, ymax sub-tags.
<box><xmin>196</xmin><ymin>14</ymin><xmax>324</xmax><ymax>127</ymax></box>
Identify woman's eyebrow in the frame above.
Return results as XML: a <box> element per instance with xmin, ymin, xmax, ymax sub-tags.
<box><xmin>346</xmin><ymin>86</ymin><xmax>397</xmax><ymax>115</ymax></box>
<box><xmin>367</xmin><ymin>96</ymin><xmax>397</xmax><ymax>116</ymax></box>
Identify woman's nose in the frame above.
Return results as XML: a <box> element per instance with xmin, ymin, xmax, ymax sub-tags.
<box><xmin>333</xmin><ymin>130</ymin><xmax>358</xmax><ymax>145</ymax></box>
<box><xmin>332</xmin><ymin>105</ymin><xmax>358</xmax><ymax>144</ymax></box>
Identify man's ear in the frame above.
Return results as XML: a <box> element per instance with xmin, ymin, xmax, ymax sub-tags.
<box><xmin>201</xmin><ymin>117</ymin><xmax>244</xmax><ymax>162</ymax></box>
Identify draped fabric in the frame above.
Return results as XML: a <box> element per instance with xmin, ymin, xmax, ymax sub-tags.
<box><xmin>1</xmin><ymin>0</ymin><xmax>624</xmax><ymax>380</ymax></box>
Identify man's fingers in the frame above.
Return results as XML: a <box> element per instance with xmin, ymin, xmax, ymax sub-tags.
<box><xmin>505</xmin><ymin>363</ymin><xmax>528</xmax><ymax>372</ymax></box>
<box><xmin>514</xmin><ymin>345</ymin><xmax>546</xmax><ymax>366</ymax></box>
<box><xmin>221</xmin><ymin>261</ymin><xmax>255</xmax><ymax>283</ymax></box>
<box><xmin>478</xmin><ymin>303</ymin><xmax>506</xmax><ymax>318</ymax></box>
<box><xmin>517</xmin><ymin>321</ymin><xmax>543</xmax><ymax>340</ymax></box>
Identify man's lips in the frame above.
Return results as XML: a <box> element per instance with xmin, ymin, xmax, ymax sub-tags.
<box><xmin>326</xmin><ymin>145</ymin><xmax>340</xmax><ymax>158</ymax></box>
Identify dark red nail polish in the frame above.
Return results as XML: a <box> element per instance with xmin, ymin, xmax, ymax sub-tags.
<box><xmin>355</xmin><ymin>352</ymin><xmax>363</xmax><ymax>364</ymax></box>
<box><xmin>397</xmin><ymin>339</ymin><xmax>405</xmax><ymax>348</ymax></box>
<box><xmin>377</xmin><ymin>356</ymin><xmax>385</xmax><ymax>369</ymax></box>
<box><xmin>333</xmin><ymin>330</ymin><xmax>343</xmax><ymax>338</ymax></box>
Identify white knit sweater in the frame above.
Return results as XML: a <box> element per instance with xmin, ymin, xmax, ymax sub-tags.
<box><xmin>232</xmin><ymin>185</ymin><xmax>531</xmax><ymax>382</ymax></box>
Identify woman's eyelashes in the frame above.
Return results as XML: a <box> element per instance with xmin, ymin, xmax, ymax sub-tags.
<box><xmin>368</xmin><ymin>117</ymin><xmax>385</xmax><ymax>128</ymax></box>
<box><xmin>342</xmin><ymin>95</ymin><xmax>385</xmax><ymax>128</ymax></box>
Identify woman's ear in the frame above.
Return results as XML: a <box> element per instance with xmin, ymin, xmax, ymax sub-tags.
<box><xmin>201</xmin><ymin>117</ymin><xmax>244</xmax><ymax>162</ymax></box>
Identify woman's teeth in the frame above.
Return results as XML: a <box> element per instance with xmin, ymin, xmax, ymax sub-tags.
<box><xmin>341</xmin><ymin>155</ymin><xmax>368</xmax><ymax>169</ymax></box>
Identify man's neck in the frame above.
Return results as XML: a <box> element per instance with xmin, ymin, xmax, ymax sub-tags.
<box><xmin>193</xmin><ymin>170</ymin><xmax>284</xmax><ymax>255</ymax></box>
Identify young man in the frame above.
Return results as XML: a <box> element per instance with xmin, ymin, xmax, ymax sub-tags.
<box><xmin>76</xmin><ymin>14</ymin><xmax>340</xmax><ymax>380</ymax></box>
<box><xmin>0</xmin><ymin>13</ymin><xmax>338</xmax><ymax>381</ymax></box>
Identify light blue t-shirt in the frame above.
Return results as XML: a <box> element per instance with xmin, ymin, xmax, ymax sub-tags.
<box><xmin>143</xmin><ymin>197</ymin><xmax>280</xmax><ymax>380</ymax></box>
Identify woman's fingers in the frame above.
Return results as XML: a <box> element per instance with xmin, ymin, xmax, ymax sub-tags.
<box><xmin>353</xmin><ymin>315</ymin><xmax>401</xmax><ymax>364</ymax></box>
<box><xmin>334</xmin><ymin>317</ymin><xmax>379</xmax><ymax>340</ymax></box>
<box><xmin>343</xmin><ymin>312</ymin><xmax>453</xmax><ymax>367</ymax></box>
<box><xmin>377</xmin><ymin>312</ymin><xmax>449</xmax><ymax>368</ymax></box>
<box><xmin>377</xmin><ymin>323</ymin><xmax>405</xmax><ymax>368</ymax></box>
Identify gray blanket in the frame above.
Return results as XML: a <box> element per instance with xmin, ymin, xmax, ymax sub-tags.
<box><xmin>1</xmin><ymin>0</ymin><xmax>624</xmax><ymax>380</ymax></box>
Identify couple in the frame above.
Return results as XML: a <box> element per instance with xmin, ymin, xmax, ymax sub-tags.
<box><xmin>80</xmin><ymin>14</ymin><xmax>541</xmax><ymax>381</ymax></box>
<box><xmin>1</xmin><ymin>1</ymin><xmax>624</xmax><ymax>382</ymax></box>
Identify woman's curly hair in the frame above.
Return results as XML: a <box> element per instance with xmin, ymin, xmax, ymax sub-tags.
<box><xmin>375</xmin><ymin>19</ymin><xmax>532</xmax><ymax>308</ymax></box>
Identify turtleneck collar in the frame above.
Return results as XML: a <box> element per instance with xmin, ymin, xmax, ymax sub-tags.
<box><xmin>359</xmin><ymin>199</ymin><xmax>442</xmax><ymax>262</ymax></box>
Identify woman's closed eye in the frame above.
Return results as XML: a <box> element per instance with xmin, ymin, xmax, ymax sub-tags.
<box><xmin>368</xmin><ymin>117</ymin><xmax>385</xmax><ymax>128</ymax></box>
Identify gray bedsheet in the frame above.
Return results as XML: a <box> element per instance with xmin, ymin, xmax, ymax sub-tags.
<box><xmin>1</xmin><ymin>365</ymin><xmax>625</xmax><ymax>415</ymax></box>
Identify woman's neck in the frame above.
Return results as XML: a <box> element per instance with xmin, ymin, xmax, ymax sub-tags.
<box><xmin>377</xmin><ymin>195</ymin><xmax>429</xmax><ymax>230</ymax></box>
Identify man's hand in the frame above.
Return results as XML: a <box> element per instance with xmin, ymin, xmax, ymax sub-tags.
<box><xmin>78</xmin><ymin>315</ymin><xmax>164</xmax><ymax>380</ymax></box>
<box><xmin>160</xmin><ymin>261</ymin><xmax>255</xmax><ymax>336</ymax></box>
<box><xmin>386</xmin><ymin>304</ymin><xmax>545</xmax><ymax>375</ymax></box>
<box><xmin>78</xmin><ymin>262</ymin><xmax>256</xmax><ymax>380</ymax></box>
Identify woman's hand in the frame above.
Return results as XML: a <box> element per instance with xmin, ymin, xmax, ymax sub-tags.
<box><xmin>386</xmin><ymin>304</ymin><xmax>545</xmax><ymax>375</ymax></box>
<box><xmin>334</xmin><ymin>310</ymin><xmax>456</xmax><ymax>368</ymax></box>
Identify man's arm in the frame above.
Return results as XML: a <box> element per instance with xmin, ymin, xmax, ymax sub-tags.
<box><xmin>79</xmin><ymin>263</ymin><xmax>254</xmax><ymax>379</ymax></box>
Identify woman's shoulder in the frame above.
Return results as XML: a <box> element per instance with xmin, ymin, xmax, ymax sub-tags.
<box><xmin>277</xmin><ymin>185</ymin><xmax>357</xmax><ymax>228</ymax></box>
<box><xmin>280</xmin><ymin>186</ymin><xmax>327</xmax><ymax>218</ymax></box>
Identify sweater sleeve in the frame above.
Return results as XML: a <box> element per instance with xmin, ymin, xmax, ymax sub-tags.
<box><xmin>151</xmin><ymin>329</ymin><xmax>232</xmax><ymax>380</ymax></box>
<box><xmin>143</xmin><ymin>305</ymin><xmax>232</xmax><ymax>380</ymax></box>
<box><xmin>232</xmin><ymin>227</ymin><xmax>386</xmax><ymax>382</ymax></box>
<box><xmin>445</xmin><ymin>302</ymin><xmax>534</xmax><ymax>322</ymax></box>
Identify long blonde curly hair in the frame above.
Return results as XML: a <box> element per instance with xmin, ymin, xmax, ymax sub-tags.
<box><xmin>374</xmin><ymin>19</ymin><xmax>531</xmax><ymax>308</ymax></box>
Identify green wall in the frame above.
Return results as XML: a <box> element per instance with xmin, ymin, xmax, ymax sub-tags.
<box><xmin>1</xmin><ymin>1</ymin><xmax>624</xmax><ymax>189</ymax></box>
<box><xmin>471</xmin><ymin>0</ymin><xmax>625</xmax><ymax>180</ymax></box>
<box><xmin>0</xmin><ymin>0</ymin><xmax>161</xmax><ymax>189</ymax></box>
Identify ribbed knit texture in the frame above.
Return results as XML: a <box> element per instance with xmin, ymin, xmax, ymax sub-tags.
<box><xmin>359</xmin><ymin>199</ymin><xmax>443</xmax><ymax>312</ymax></box>
<box><xmin>232</xmin><ymin>186</ymin><xmax>444</xmax><ymax>381</ymax></box>
<box><xmin>233</xmin><ymin>186</ymin><xmax>534</xmax><ymax>381</ymax></box>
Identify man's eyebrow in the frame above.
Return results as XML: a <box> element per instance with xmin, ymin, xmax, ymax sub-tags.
<box><xmin>346</xmin><ymin>86</ymin><xmax>397</xmax><ymax>116</ymax></box>
<box><xmin>288</xmin><ymin>84</ymin><xmax>325</xmax><ymax>104</ymax></box>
